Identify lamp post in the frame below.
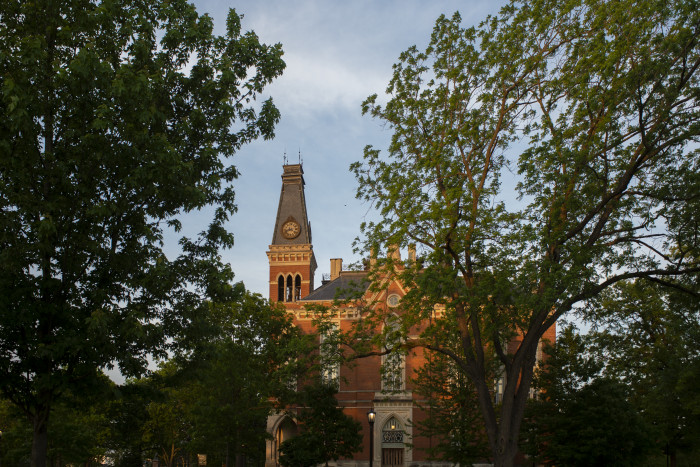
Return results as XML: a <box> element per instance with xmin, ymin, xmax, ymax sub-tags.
<box><xmin>367</xmin><ymin>409</ymin><xmax>376</xmax><ymax>467</ymax></box>
<box><xmin>152</xmin><ymin>453</ymin><xmax>159</xmax><ymax>467</ymax></box>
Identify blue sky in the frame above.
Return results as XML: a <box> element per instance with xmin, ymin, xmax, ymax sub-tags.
<box><xmin>189</xmin><ymin>0</ymin><xmax>508</xmax><ymax>298</ymax></box>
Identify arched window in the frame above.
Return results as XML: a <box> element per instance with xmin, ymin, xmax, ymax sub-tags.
<box><xmin>286</xmin><ymin>275</ymin><xmax>293</xmax><ymax>302</ymax></box>
<box><xmin>382</xmin><ymin>417</ymin><xmax>404</xmax><ymax>441</ymax></box>
<box><xmin>277</xmin><ymin>276</ymin><xmax>284</xmax><ymax>302</ymax></box>
<box><xmin>295</xmin><ymin>275</ymin><xmax>302</xmax><ymax>301</ymax></box>
<box><xmin>382</xmin><ymin>315</ymin><xmax>405</xmax><ymax>391</ymax></box>
<box><xmin>382</xmin><ymin>352</ymin><xmax>405</xmax><ymax>391</ymax></box>
<box><xmin>320</xmin><ymin>322</ymin><xmax>339</xmax><ymax>386</ymax></box>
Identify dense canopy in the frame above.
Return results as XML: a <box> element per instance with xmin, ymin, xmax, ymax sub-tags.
<box><xmin>0</xmin><ymin>0</ymin><xmax>284</xmax><ymax>465</ymax></box>
<box><xmin>352</xmin><ymin>0</ymin><xmax>699</xmax><ymax>464</ymax></box>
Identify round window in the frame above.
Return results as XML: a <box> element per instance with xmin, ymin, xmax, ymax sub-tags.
<box><xmin>387</xmin><ymin>294</ymin><xmax>400</xmax><ymax>307</ymax></box>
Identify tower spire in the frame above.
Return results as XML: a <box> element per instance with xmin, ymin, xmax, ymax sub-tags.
<box><xmin>267</xmin><ymin>163</ymin><xmax>317</xmax><ymax>302</ymax></box>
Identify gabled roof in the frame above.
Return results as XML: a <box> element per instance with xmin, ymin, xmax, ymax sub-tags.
<box><xmin>302</xmin><ymin>271</ymin><xmax>370</xmax><ymax>301</ymax></box>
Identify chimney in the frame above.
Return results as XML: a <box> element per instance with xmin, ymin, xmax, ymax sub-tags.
<box><xmin>388</xmin><ymin>243</ymin><xmax>401</xmax><ymax>261</ymax></box>
<box><xmin>370</xmin><ymin>245</ymin><xmax>378</xmax><ymax>268</ymax></box>
<box><xmin>330</xmin><ymin>258</ymin><xmax>342</xmax><ymax>280</ymax></box>
<box><xmin>408</xmin><ymin>244</ymin><xmax>416</xmax><ymax>262</ymax></box>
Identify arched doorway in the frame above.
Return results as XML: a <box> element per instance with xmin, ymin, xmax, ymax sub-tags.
<box><xmin>275</xmin><ymin>417</ymin><xmax>297</xmax><ymax>465</ymax></box>
<box><xmin>381</xmin><ymin>416</ymin><xmax>404</xmax><ymax>467</ymax></box>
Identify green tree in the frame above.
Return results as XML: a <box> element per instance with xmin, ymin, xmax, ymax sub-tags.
<box><xmin>0</xmin><ymin>1</ymin><xmax>284</xmax><ymax>466</ymax></box>
<box><xmin>44</xmin><ymin>381</ymin><xmax>113</xmax><ymax>466</ymax></box>
<box><xmin>127</xmin><ymin>291</ymin><xmax>313</xmax><ymax>467</ymax></box>
<box><xmin>104</xmin><ymin>380</ymin><xmax>158</xmax><ymax>467</ymax></box>
<box><xmin>586</xmin><ymin>280</ymin><xmax>700</xmax><ymax>466</ymax></box>
<box><xmin>279</xmin><ymin>383</ymin><xmax>363</xmax><ymax>467</ymax></box>
<box><xmin>141</xmin><ymin>362</ymin><xmax>196</xmax><ymax>467</ymax></box>
<box><xmin>184</xmin><ymin>292</ymin><xmax>313</xmax><ymax>466</ymax></box>
<box><xmin>1</xmin><ymin>381</ymin><xmax>113</xmax><ymax>467</ymax></box>
<box><xmin>411</xmin><ymin>327</ymin><xmax>490</xmax><ymax>464</ymax></box>
<box><xmin>351</xmin><ymin>0</ymin><xmax>699</xmax><ymax>464</ymax></box>
<box><xmin>522</xmin><ymin>326</ymin><xmax>652</xmax><ymax>466</ymax></box>
<box><xmin>0</xmin><ymin>396</ymin><xmax>32</xmax><ymax>466</ymax></box>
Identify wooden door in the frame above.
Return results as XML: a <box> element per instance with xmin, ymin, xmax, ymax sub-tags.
<box><xmin>381</xmin><ymin>447</ymin><xmax>403</xmax><ymax>467</ymax></box>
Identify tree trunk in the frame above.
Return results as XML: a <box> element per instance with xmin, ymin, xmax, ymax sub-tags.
<box><xmin>31</xmin><ymin>405</ymin><xmax>50</xmax><ymax>467</ymax></box>
<box><xmin>31</xmin><ymin>4</ymin><xmax>56</xmax><ymax>466</ymax></box>
<box><xmin>470</xmin><ymin>328</ymin><xmax>540</xmax><ymax>467</ymax></box>
<box><xmin>492</xmin><ymin>427</ymin><xmax>519</xmax><ymax>467</ymax></box>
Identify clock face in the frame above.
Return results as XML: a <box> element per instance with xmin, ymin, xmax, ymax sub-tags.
<box><xmin>282</xmin><ymin>220</ymin><xmax>301</xmax><ymax>239</ymax></box>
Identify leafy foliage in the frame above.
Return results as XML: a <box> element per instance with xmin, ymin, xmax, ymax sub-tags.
<box><xmin>412</xmin><ymin>349</ymin><xmax>490</xmax><ymax>464</ymax></box>
<box><xmin>117</xmin><ymin>292</ymin><xmax>312</xmax><ymax>467</ymax></box>
<box><xmin>585</xmin><ymin>280</ymin><xmax>700</xmax><ymax>464</ymax></box>
<box><xmin>1</xmin><ymin>381</ymin><xmax>114</xmax><ymax>467</ymax></box>
<box><xmin>103</xmin><ymin>380</ymin><xmax>158</xmax><ymax>467</ymax></box>
<box><xmin>352</xmin><ymin>0</ymin><xmax>699</xmax><ymax>464</ymax></box>
<box><xmin>279</xmin><ymin>383</ymin><xmax>363</xmax><ymax>467</ymax></box>
<box><xmin>0</xmin><ymin>397</ymin><xmax>32</xmax><ymax>466</ymax></box>
<box><xmin>523</xmin><ymin>326</ymin><xmax>653</xmax><ymax>466</ymax></box>
<box><xmin>181</xmin><ymin>292</ymin><xmax>314</xmax><ymax>465</ymax></box>
<box><xmin>0</xmin><ymin>0</ymin><xmax>284</xmax><ymax>465</ymax></box>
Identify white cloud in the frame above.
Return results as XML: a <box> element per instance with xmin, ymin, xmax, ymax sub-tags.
<box><xmin>188</xmin><ymin>0</ymin><xmax>508</xmax><ymax>297</ymax></box>
<box><xmin>270</xmin><ymin>51</ymin><xmax>388</xmax><ymax>118</ymax></box>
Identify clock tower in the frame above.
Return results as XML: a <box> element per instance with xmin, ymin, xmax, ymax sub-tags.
<box><xmin>267</xmin><ymin>164</ymin><xmax>317</xmax><ymax>302</ymax></box>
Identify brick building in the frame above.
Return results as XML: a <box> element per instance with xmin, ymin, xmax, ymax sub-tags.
<box><xmin>264</xmin><ymin>164</ymin><xmax>555</xmax><ymax>467</ymax></box>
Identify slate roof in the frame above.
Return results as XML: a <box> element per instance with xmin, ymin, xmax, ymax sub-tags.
<box><xmin>271</xmin><ymin>164</ymin><xmax>313</xmax><ymax>245</ymax></box>
<box><xmin>302</xmin><ymin>271</ymin><xmax>370</xmax><ymax>301</ymax></box>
